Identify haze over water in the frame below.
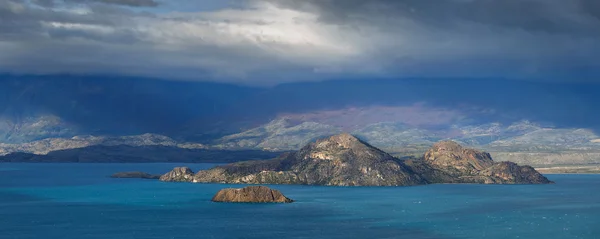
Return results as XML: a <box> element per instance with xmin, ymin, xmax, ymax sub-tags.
<box><xmin>1</xmin><ymin>163</ymin><xmax>598</xmax><ymax>239</ymax></box>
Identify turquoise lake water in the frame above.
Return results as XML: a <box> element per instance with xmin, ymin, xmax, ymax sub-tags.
<box><xmin>1</xmin><ymin>163</ymin><xmax>599</xmax><ymax>239</ymax></box>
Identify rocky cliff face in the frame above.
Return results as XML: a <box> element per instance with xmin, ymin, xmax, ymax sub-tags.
<box><xmin>190</xmin><ymin>133</ymin><xmax>425</xmax><ymax>186</ymax></box>
<box><xmin>159</xmin><ymin>167</ymin><xmax>195</xmax><ymax>182</ymax></box>
<box><xmin>160</xmin><ymin>134</ymin><xmax>552</xmax><ymax>186</ymax></box>
<box><xmin>282</xmin><ymin>133</ymin><xmax>425</xmax><ymax>186</ymax></box>
<box><xmin>424</xmin><ymin>141</ymin><xmax>495</xmax><ymax>173</ymax></box>
<box><xmin>479</xmin><ymin>162</ymin><xmax>553</xmax><ymax>184</ymax></box>
<box><xmin>406</xmin><ymin>141</ymin><xmax>553</xmax><ymax>184</ymax></box>
<box><xmin>211</xmin><ymin>186</ymin><xmax>293</xmax><ymax>203</ymax></box>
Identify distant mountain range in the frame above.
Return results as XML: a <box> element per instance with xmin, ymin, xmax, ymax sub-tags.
<box><xmin>2</xmin><ymin>116</ymin><xmax>600</xmax><ymax>166</ymax></box>
<box><xmin>0</xmin><ymin>145</ymin><xmax>278</xmax><ymax>163</ymax></box>
<box><xmin>0</xmin><ymin>75</ymin><xmax>261</xmax><ymax>143</ymax></box>
<box><xmin>209</xmin><ymin>116</ymin><xmax>600</xmax><ymax>167</ymax></box>
<box><xmin>0</xmin><ymin>133</ymin><xmax>205</xmax><ymax>156</ymax></box>
<box><xmin>211</xmin><ymin>116</ymin><xmax>600</xmax><ymax>152</ymax></box>
<box><xmin>2</xmin><ymin>75</ymin><xmax>600</xmax><ymax>167</ymax></box>
<box><xmin>0</xmin><ymin>115</ymin><xmax>77</xmax><ymax>143</ymax></box>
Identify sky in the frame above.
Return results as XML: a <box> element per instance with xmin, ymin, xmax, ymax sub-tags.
<box><xmin>1</xmin><ymin>0</ymin><xmax>599</xmax><ymax>85</ymax></box>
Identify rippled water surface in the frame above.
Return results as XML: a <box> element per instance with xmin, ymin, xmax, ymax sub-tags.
<box><xmin>1</xmin><ymin>163</ymin><xmax>599</xmax><ymax>239</ymax></box>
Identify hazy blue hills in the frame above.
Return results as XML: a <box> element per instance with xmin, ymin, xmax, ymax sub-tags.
<box><xmin>0</xmin><ymin>133</ymin><xmax>205</xmax><ymax>156</ymax></box>
<box><xmin>210</xmin><ymin>116</ymin><xmax>600</xmax><ymax>167</ymax></box>
<box><xmin>211</xmin><ymin>115</ymin><xmax>600</xmax><ymax>152</ymax></box>
<box><xmin>0</xmin><ymin>115</ymin><xmax>77</xmax><ymax>143</ymax></box>
<box><xmin>0</xmin><ymin>74</ymin><xmax>260</xmax><ymax>142</ymax></box>
<box><xmin>0</xmin><ymin>145</ymin><xmax>279</xmax><ymax>163</ymax></box>
<box><xmin>1</xmin><ymin>117</ymin><xmax>599</xmax><ymax>166</ymax></box>
<box><xmin>3</xmin><ymin>75</ymin><xmax>600</xmax><ymax>143</ymax></box>
<box><xmin>2</xmin><ymin>75</ymin><xmax>600</xmax><ymax>167</ymax></box>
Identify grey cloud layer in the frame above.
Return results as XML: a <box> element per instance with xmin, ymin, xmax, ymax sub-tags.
<box><xmin>1</xmin><ymin>0</ymin><xmax>599</xmax><ymax>84</ymax></box>
<box><xmin>33</xmin><ymin>0</ymin><xmax>159</xmax><ymax>7</ymax></box>
<box><xmin>268</xmin><ymin>0</ymin><xmax>600</xmax><ymax>34</ymax></box>
<box><xmin>297</xmin><ymin>0</ymin><xmax>600</xmax><ymax>79</ymax></box>
<box><xmin>95</xmin><ymin>0</ymin><xmax>158</xmax><ymax>7</ymax></box>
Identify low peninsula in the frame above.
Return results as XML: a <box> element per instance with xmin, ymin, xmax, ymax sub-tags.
<box><xmin>111</xmin><ymin>171</ymin><xmax>161</xmax><ymax>179</ymax></box>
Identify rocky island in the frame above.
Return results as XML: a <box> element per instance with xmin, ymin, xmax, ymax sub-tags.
<box><xmin>212</xmin><ymin>186</ymin><xmax>293</xmax><ymax>203</ymax></box>
<box><xmin>159</xmin><ymin>167</ymin><xmax>195</xmax><ymax>182</ymax></box>
<box><xmin>159</xmin><ymin>133</ymin><xmax>553</xmax><ymax>186</ymax></box>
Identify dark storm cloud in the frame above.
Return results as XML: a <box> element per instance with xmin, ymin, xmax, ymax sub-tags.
<box><xmin>266</xmin><ymin>0</ymin><xmax>600</xmax><ymax>34</ymax></box>
<box><xmin>0</xmin><ymin>0</ymin><xmax>132</xmax><ymax>35</ymax></box>
<box><xmin>31</xmin><ymin>0</ymin><xmax>55</xmax><ymax>7</ymax></box>
<box><xmin>0</xmin><ymin>0</ymin><xmax>156</xmax><ymax>45</ymax></box>
<box><xmin>1</xmin><ymin>0</ymin><xmax>600</xmax><ymax>83</ymax></box>
<box><xmin>261</xmin><ymin>0</ymin><xmax>600</xmax><ymax>81</ymax></box>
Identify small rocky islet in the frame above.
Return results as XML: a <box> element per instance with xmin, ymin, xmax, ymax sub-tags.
<box><xmin>212</xmin><ymin>186</ymin><xmax>293</xmax><ymax>203</ymax></box>
<box><xmin>158</xmin><ymin>133</ymin><xmax>553</xmax><ymax>186</ymax></box>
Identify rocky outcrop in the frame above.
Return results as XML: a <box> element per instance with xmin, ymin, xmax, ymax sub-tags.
<box><xmin>192</xmin><ymin>133</ymin><xmax>425</xmax><ymax>186</ymax></box>
<box><xmin>405</xmin><ymin>141</ymin><xmax>552</xmax><ymax>184</ymax></box>
<box><xmin>424</xmin><ymin>141</ymin><xmax>495</xmax><ymax>173</ymax></box>
<box><xmin>159</xmin><ymin>167</ymin><xmax>195</xmax><ymax>182</ymax></box>
<box><xmin>211</xmin><ymin>186</ymin><xmax>293</xmax><ymax>203</ymax></box>
<box><xmin>161</xmin><ymin>134</ymin><xmax>553</xmax><ymax>186</ymax></box>
<box><xmin>479</xmin><ymin>162</ymin><xmax>553</xmax><ymax>184</ymax></box>
<box><xmin>111</xmin><ymin>171</ymin><xmax>161</xmax><ymax>179</ymax></box>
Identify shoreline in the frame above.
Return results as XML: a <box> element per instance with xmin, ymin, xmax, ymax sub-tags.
<box><xmin>536</xmin><ymin>166</ymin><xmax>600</xmax><ymax>174</ymax></box>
